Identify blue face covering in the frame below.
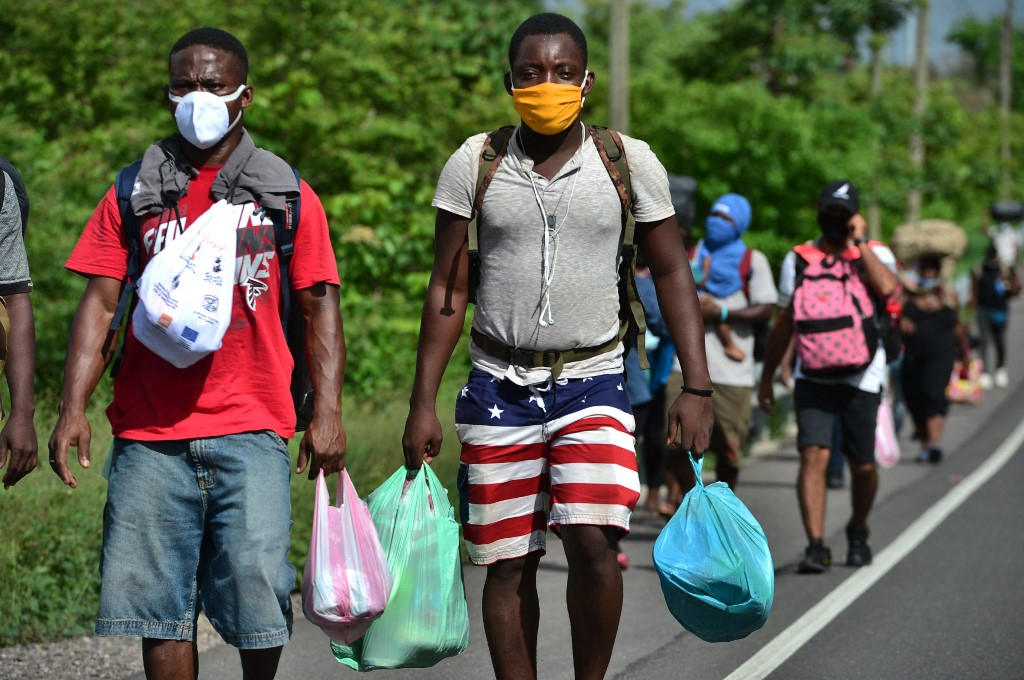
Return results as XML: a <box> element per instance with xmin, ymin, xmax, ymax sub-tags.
<box><xmin>698</xmin><ymin>193</ymin><xmax>753</xmax><ymax>298</ymax></box>
<box><xmin>704</xmin><ymin>215</ymin><xmax>739</xmax><ymax>249</ymax></box>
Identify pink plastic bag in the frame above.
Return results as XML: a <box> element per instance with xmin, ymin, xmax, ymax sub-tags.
<box><xmin>301</xmin><ymin>469</ymin><xmax>393</xmax><ymax>644</ymax></box>
<box><xmin>874</xmin><ymin>397</ymin><xmax>900</xmax><ymax>469</ymax></box>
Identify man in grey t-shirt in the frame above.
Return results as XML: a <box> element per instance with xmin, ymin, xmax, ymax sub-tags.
<box><xmin>0</xmin><ymin>154</ymin><xmax>37</xmax><ymax>489</ymax></box>
<box><xmin>402</xmin><ymin>12</ymin><xmax>713</xmax><ymax>680</ymax></box>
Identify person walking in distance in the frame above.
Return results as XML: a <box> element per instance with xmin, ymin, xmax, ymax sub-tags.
<box><xmin>758</xmin><ymin>180</ymin><xmax>898</xmax><ymax>574</ymax></box>
<box><xmin>900</xmin><ymin>254</ymin><xmax>972</xmax><ymax>463</ymax></box>
<box><xmin>48</xmin><ymin>28</ymin><xmax>346</xmax><ymax>679</ymax></box>
<box><xmin>685</xmin><ymin>193</ymin><xmax>777</xmax><ymax>489</ymax></box>
<box><xmin>402</xmin><ymin>13</ymin><xmax>713</xmax><ymax>679</ymax></box>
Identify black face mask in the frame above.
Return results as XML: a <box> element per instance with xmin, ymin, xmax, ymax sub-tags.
<box><xmin>817</xmin><ymin>212</ymin><xmax>850</xmax><ymax>244</ymax></box>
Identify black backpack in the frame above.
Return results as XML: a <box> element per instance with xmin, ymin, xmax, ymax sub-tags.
<box><xmin>110</xmin><ymin>161</ymin><xmax>315</xmax><ymax>431</ymax></box>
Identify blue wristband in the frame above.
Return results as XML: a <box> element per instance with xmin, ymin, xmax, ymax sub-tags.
<box><xmin>720</xmin><ymin>306</ymin><xmax>728</xmax><ymax>322</ymax></box>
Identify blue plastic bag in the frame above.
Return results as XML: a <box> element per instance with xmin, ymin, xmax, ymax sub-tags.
<box><xmin>332</xmin><ymin>464</ymin><xmax>469</xmax><ymax>670</ymax></box>
<box><xmin>652</xmin><ymin>452</ymin><xmax>774</xmax><ymax>642</ymax></box>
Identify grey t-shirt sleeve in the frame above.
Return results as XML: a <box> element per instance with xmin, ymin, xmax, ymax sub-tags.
<box><xmin>0</xmin><ymin>172</ymin><xmax>31</xmax><ymax>295</ymax></box>
<box><xmin>776</xmin><ymin>250</ymin><xmax>798</xmax><ymax>308</ymax></box>
<box><xmin>432</xmin><ymin>133</ymin><xmax>488</xmax><ymax>219</ymax></box>
<box><xmin>749</xmin><ymin>249</ymin><xmax>779</xmax><ymax>306</ymax></box>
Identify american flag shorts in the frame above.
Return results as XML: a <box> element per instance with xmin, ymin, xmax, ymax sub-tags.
<box><xmin>454</xmin><ymin>369</ymin><xmax>641</xmax><ymax>565</ymax></box>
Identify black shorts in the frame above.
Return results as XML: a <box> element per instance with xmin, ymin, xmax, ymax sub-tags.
<box><xmin>794</xmin><ymin>379</ymin><xmax>881</xmax><ymax>465</ymax></box>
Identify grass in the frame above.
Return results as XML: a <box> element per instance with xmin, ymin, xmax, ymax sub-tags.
<box><xmin>0</xmin><ymin>374</ymin><xmax>468</xmax><ymax>647</ymax></box>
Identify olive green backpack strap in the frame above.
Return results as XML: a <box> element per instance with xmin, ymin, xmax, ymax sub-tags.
<box><xmin>590</xmin><ymin>125</ymin><xmax>648</xmax><ymax>370</ymax></box>
<box><xmin>467</xmin><ymin>125</ymin><xmax>516</xmax><ymax>304</ymax></box>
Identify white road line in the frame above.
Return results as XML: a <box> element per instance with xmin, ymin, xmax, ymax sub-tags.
<box><xmin>725</xmin><ymin>418</ymin><xmax>1024</xmax><ymax>680</ymax></box>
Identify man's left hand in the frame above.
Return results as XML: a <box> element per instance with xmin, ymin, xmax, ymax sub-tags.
<box><xmin>665</xmin><ymin>392</ymin><xmax>714</xmax><ymax>454</ymax></box>
<box><xmin>296</xmin><ymin>415</ymin><xmax>346</xmax><ymax>479</ymax></box>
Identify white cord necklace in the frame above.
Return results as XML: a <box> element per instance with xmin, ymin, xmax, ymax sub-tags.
<box><xmin>524</xmin><ymin>122</ymin><xmax>586</xmax><ymax>328</ymax></box>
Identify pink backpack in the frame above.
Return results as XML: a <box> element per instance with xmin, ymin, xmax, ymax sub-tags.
<box><xmin>792</xmin><ymin>243</ymin><xmax>879</xmax><ymax>377</ymax></box>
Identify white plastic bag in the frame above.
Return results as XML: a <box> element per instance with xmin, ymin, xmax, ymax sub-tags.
<box><xmin>874</xmin><ymin>396</ymin><xmax>900</xmax><ymax>469</ymax></box>
<box><xmin>302</xmin><ymin>469</ymin><xmax>394</xmax><ymax>644</ymax></box>
<box><xmin>132</xmin><ymin>199</ymin><xmax>240</xmax><ymax>368</ymax></box>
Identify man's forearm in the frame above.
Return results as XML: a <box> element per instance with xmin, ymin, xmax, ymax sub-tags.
<box><xmin>3</xmin><ymin>294</ymin><xmax>35</xmax><ymax>415</ymax></box>
<box><xmin>60</xmin><ymin>281</ymin><xmax>122</xmax><ymax>414</ymax></box>
<box><xmin>760</xmin><ymin>307</ymin><xmax>793</xmax><ymax>386</ymax></box>
<box><xmin>859</xmin><ymin>245</ymin><xmax>898</xmax><ymax>298</ymax></box>
<box><xmin>713</xmin><ymin>302</ymin><xmax>774</xmax><ymax>325</ymax></box>
<box><xmin>654</xmin><ymin>269</ymin><xmax>712</xmax><ymax>388</ymax></box>
<box><xmin>302</xmin><ymin>285</ymin><xmax>345</xmax><ymax>422</ymax></box>
<box><xmin>410</xmin><ymin>282</ymin><xmax>468</xmax><ymax>409</ymax></box>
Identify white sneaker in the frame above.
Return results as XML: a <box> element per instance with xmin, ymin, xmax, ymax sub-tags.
<box><xmin>980</xmin><ymin>372</ymin><xmax>994</xmax><ymax>390</ymax></box>
<box><xmin>995</xmin><ymin>368</ymin><xmax>1009</xmax><ymax>388</ymax></box>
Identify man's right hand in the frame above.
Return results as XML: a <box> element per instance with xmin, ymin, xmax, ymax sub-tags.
<box><xmin>757</xmin><ymin>379</ymin><xmax>776</xmax><ymax>414</ymax></box>
<box><xmin>402</xmin><ymin>406</ymin><xmax>442</xmax><ymax>470</ymax></box>
<box><xmin>47</xmin><ymin>412</ymin><xmax>93</xmax><ymax>489</ymax></box>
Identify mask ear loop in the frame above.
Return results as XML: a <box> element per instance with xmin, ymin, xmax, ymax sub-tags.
<box><xmin>218</xmin><ymin>84</ymin><xmax>247</xmax><ymax>134</ymax></box>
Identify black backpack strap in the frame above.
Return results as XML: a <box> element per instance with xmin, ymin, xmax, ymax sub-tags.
<box><xmin>109</xmin><ymin>159</ymin><xmax>143</xmax><ymax>377</ymax></box>
<box><xmin>467</xmin><ymin>126</ymin><xmax>515</xmax><ymax>303</ymax></box>
<box><xmin>274</xmin><ymin>167</ymin><xmax>302</xmax><ymax>323</ymax></box>
<box><xmin>590</xmin><ymin>125</ymin><xmax>647</xmax><ymax>369</ymax></box>
<box><xmin>739</xmin><ymin>246</ymin><xmax>753</xmax><ymax>301</ymax></box>
<box><xmin>271</xmin><ymin>168</ymin><xmax>314</xmax><ymax>431</ymax></box>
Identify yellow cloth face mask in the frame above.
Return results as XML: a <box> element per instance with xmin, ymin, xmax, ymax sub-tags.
<box><xmin>512</xmin><ymin>72</ymin><xmax>588</xmax><ymax>135</ymax></box>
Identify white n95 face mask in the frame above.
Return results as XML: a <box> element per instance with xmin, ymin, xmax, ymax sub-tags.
<box><xmin>168</xmin><ymin>84</ymin><xmax>246</xmax><ymax>149</ymax></box>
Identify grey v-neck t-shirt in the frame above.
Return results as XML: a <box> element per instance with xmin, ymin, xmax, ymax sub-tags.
<box><xmin>433</xmin><ymin>125</ymin><xmax>675</xmax><ymax>385</ymax></box>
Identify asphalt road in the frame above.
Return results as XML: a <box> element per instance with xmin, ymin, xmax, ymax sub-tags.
<box><xmin>140</xmin><ymin>309</ymin><xmax>1024</xmax><ymax>680</ymax></box>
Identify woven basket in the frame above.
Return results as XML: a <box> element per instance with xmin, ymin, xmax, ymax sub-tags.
<box><xmin>890</xmin><ymin>219</ymin><xmax>967</xmax><ymax>261</ymax></box>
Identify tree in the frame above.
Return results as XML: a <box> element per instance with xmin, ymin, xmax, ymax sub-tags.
<box><xmin>948</xmin><ymin>13</ymin><xmax>1024</xmax><ymax>110</ymax></box>
<box><xmin>0</xmin><ymin>0</ymin><xmax>540</xmax><ymax>401</ymax></box>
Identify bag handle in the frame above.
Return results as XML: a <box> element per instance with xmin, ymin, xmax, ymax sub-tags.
<box><xmin>689</xmin><ymin>452</ymin><xmax>705</xmax><ymax>489</ymax></box>
<box><xmin>403</xmin><ymin>463</ymin><xmax>449</xmax><ymax>515</ymax></box>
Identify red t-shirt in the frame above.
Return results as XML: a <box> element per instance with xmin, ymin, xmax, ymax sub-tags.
<box><xmin>66</xmin><ymin>166</ymin><xmax>341</xmax><ymax>441</ymax></box>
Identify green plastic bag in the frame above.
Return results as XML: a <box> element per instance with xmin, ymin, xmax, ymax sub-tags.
<box><xmin>332</xmin><ymin>464</ymin><xmax>469</xmax><ymax>670</ymax></box>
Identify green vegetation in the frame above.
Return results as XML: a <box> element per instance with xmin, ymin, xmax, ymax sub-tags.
<box><xmin>1</xmin><ymin>0</ymin><xmax>1022</xmax><ymax>645</ymax></box>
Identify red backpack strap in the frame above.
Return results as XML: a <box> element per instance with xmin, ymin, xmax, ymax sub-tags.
<box><xmin>793</xmin><ymin>242</ymin><xmax>826</xmax><ymax>265</ymax></box>
<box><xmin>739</xmin><ymin>246</ymin><xmax>753</xmax><ymax>300</ymax></box>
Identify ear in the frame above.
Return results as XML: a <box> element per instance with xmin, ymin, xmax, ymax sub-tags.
<box><xmin>504</xmin><ymin>71</ymin><xmax>514</xmax><ymax>96</ymax></box>
<box><xmin>240</xmin><ymin>84</ymin><xmax>254</xmax><ymax>110</ymax></box>
<box><xmin>582</xmin><ymin>70</ymin><xmax>594</xmax><ymax>97</ymax></box>
<box><xmin>163</xmin><ymin>84</ymin><xmax>175</xmax><ymax>114</ymax></box>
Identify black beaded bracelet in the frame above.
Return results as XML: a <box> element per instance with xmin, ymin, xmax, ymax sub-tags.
<box><xmin>680</xmin><ymin>385</ymin><xmax>714</xmax><ymax>397</ymax></box>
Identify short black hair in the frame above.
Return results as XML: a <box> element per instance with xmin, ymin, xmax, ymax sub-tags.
<box><xmin>508</xmin><ymin>13</ymin><xmax>588</xmax><ymax>69</ymax></box>
<box><xmin>170</xmin><ymin>27</ymin><xmax>249</xmax><ymax>81</ymax></box>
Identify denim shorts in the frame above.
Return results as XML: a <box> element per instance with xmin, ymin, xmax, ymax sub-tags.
<box><xmin>96</xmin><ymin>431</ymin><xmax>295</xmax><ymax>648</ymax></box>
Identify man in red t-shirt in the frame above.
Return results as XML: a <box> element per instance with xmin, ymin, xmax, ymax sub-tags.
<box><xmin>47</xmin><ymin>28</ymin><xmax>345</xmax><ymax>679</ymax></box>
